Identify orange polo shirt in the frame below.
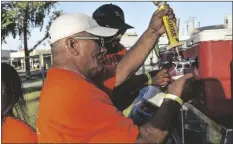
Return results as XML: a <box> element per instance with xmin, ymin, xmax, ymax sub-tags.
<box><xmin>37</xmin><ymin>68</ymin><xmax>139</xmax><ymax>143</ymax></box>
<box><xmin>103</xmin><ymin>47</ymin><xmax>127</xmax><ymax>91</ymax></box>
<box><xmin>1</xmin><ymin>116</ymin><xmax>37</xmax><ymax>143</ymax></box>
<box><xmin>104</xmin><ymin>47</ymin><xmax>127</xmax><ymax>66</ymax></box>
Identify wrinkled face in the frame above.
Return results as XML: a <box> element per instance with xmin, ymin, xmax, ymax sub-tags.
<box><xmin>66</xmin><ymin>32</ymin><xmax>107</xmax><ymax>77</ymax></box>
<box><xmin>104</xmin><ymin>29</ymin><xmax>126</xmax><ymax>52</ymax></box>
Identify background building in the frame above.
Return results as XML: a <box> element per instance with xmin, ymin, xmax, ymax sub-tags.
<box><xmin>10</xmin><ymin>49</ymin><xmax>52</xmax><ymax>71</ymax></box>
<box><xmin>2</xmin><ymin>50</ymin><xmax>16</xmax><ymax>64</ymax></box>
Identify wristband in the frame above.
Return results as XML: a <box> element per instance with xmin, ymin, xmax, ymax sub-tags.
<box><xmin>164</xmin><ymin>94</ymin><xmax>183</xmax><ymax>106</ymax></box>
<box><xmin>145</xmin><ymin>72</ymin><xmax>152</xmax><ymax>85</ymax></box>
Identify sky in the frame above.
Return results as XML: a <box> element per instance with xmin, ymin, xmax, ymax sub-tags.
<box><xmin>1</xmin><ymin>1</ymin><xmax>232</xmax><ymax>50</ymax></box>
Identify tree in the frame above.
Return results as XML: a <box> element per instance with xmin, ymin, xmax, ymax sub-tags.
<box><xmin>1</xmin><ymin>1</ymin><xmax>62</xmax><ymax>78</ymax></box>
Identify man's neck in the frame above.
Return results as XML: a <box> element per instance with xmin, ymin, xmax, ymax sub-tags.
<box><xmin>53</xmin><ymin>62</ymin><xmax>89</xmax><ymax>79</ymax></box>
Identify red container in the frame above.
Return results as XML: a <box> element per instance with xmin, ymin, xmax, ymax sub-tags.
<box><xmin>183</xmin><ymin>29</ymin><xmax>232</xmax><ymax>117</ymax></box>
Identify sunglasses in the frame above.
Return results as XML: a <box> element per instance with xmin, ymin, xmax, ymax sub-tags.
<box><xmin>73</xmin><ymin>36</ymin><xmax>105</xmax><ymax>48</ymax></box>
<box><xmin>104</xmin><ymin>29</ymin><xmax>126</xmax><ymax>43</ymax></box>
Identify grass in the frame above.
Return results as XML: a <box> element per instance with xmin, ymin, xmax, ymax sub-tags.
<box><xmin>21</xmin><ymin>79</ymin><xmax>42</xmax><ymax>129</ymax></box>
<box><xmin>25</xmin><ymin>91</ymin><xmax>40</xmax><ymax>129</ymax></box>
<box><xmin>12</xmin><ymin>90</ymin><xmax>40</xmax><ymax>130</ymax></box>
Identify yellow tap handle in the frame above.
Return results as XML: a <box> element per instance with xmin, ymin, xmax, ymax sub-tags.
<box><xmin>153</xmin><ymin>2</ymin><xmax>183</xmax><ymax>50</ymax></box>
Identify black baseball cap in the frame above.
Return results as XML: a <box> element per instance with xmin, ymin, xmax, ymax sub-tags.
<box><xmin>92</xmin><ymin>4</ymin><xmax>134</xmax><ymax>30</ymax></box>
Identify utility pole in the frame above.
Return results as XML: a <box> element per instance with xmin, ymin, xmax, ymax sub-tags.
<box><xmin>184</xmin><ymin>20</ymin><xmax>190</xmax><ymax>36</ymax></box>
<box><xmin>184</xmin><ymin>17</ymin><xmax>199</xmax><ymax>36</ymax></box>
<box><xmin>177</xmin><ymin>18</ymin><xmax>180</xmax><ymax>35</ymax></box>
<box><xmin>190</xmin><ymin>17</ymin><xmax>198</xmax><ymax>29</ymax></box>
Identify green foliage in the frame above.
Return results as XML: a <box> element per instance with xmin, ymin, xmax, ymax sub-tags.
<box><xmin>1</xmin><ymin>3</ymin><xmax>16</xmax><ymax>28</ymax></box>
<box><xmin>1</xmin><ymin>1</ymin><xmax>62</xmax><ymax>77</ymax></box>
<box><xmin>29</xmin><ymin>10</ymin><xmax>62</xmax><ymax>53</ymax></box>
<box><xmin>1</xmin><ymin>1</ymin><xmax>59</xmax><ymax>44</ymax></box>
<box><xmin>1</xmin><ymin>2</ymin><xmax>16</xmax><ymax>43</ymax></box>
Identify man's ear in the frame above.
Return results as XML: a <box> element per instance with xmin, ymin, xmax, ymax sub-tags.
<box><xmin>66</xmin><ymin>38</ymin><xmax>79</xmax><ymax>56</ymax></box>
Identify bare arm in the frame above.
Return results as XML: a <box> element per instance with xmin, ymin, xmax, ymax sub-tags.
<box><xmin>135</xmin><ymin>99</ymin><xmax>181</xmax><ymax>143</ymax></box>
<box><xmin>135</xmin><ymin>73</ymin><xmax>194</xmax><ymax>143</ymax></box>
<box><xmin>112</xmin><ymin>70</ymin><xmax>161</xmax><ymax>111</ymax></box>
<box><xmin>115</xmin><ymin>29</ymin><xmax>160</xmax><ymax>86</ymax></box>
<box><xmin>114</xmin><ymin>6</ymin><xmax>175</xmax><ymax>87</ymax></box>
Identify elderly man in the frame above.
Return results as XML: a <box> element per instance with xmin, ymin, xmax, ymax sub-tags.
<box><xmin>37</xmin><ymin>8</ymin><xmax>194</xmax><ymax>143</ymax></box>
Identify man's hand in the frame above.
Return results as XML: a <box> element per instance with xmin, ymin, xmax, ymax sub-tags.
<box><xmin>167</xmin><ymin>73</ymin><xmax>194</xmax><ymax>99</ymax></box>
<box><xmin>115</xmin><ymin>5</ymin><xmax>175</xmax><ymax>87</ymax></box>
<box><xmin>151</xmin><ymin>69</ymin><xmax>170</xmax><ymax>86</ymax></box>
<box><xmin>148</xmin><ymin>4</ymin><xmax>176</xmax><ymax>36</ymax></box>
<box><xmin>136</xmin><ymin>73</ymin><xmax>194</xmax><ymax>143</ymax></box>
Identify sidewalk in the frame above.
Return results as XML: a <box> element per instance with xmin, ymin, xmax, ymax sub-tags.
<box><xmin>18</xmin><ymin>69</ymin><xmax>48</xmax><ymax>82</ymax></box>
<box><xmin>19</xmin><ymin>71</ymin><xmax>44</xmax><ymax>94</ymax></box>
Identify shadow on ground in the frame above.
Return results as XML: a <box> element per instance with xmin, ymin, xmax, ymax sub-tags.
<box><xmin>24</xmin><ymin>86</ymin><xmax>42</xmax><ymax>94</ymax></box>
<box><xmin>21</xmin><ymin>76</ymin><xmax>43</xmax><ymax>83</ymax></box>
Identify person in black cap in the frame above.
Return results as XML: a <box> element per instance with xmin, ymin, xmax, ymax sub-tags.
<box><xmin>93</xmin><ymin>3</ymin><xmax>133</xmax><ymax>54</ymax></box>
<box><xmin>92</xmin><ymin>4</ymin><xmax>170</xmax><ymax>121</ymax></box>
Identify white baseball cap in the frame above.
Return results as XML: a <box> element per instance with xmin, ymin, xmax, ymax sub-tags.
<box><xmin>49</xmin><ymin>13</ymin><xmax>118</xmax><ymax>44</ymax></box>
